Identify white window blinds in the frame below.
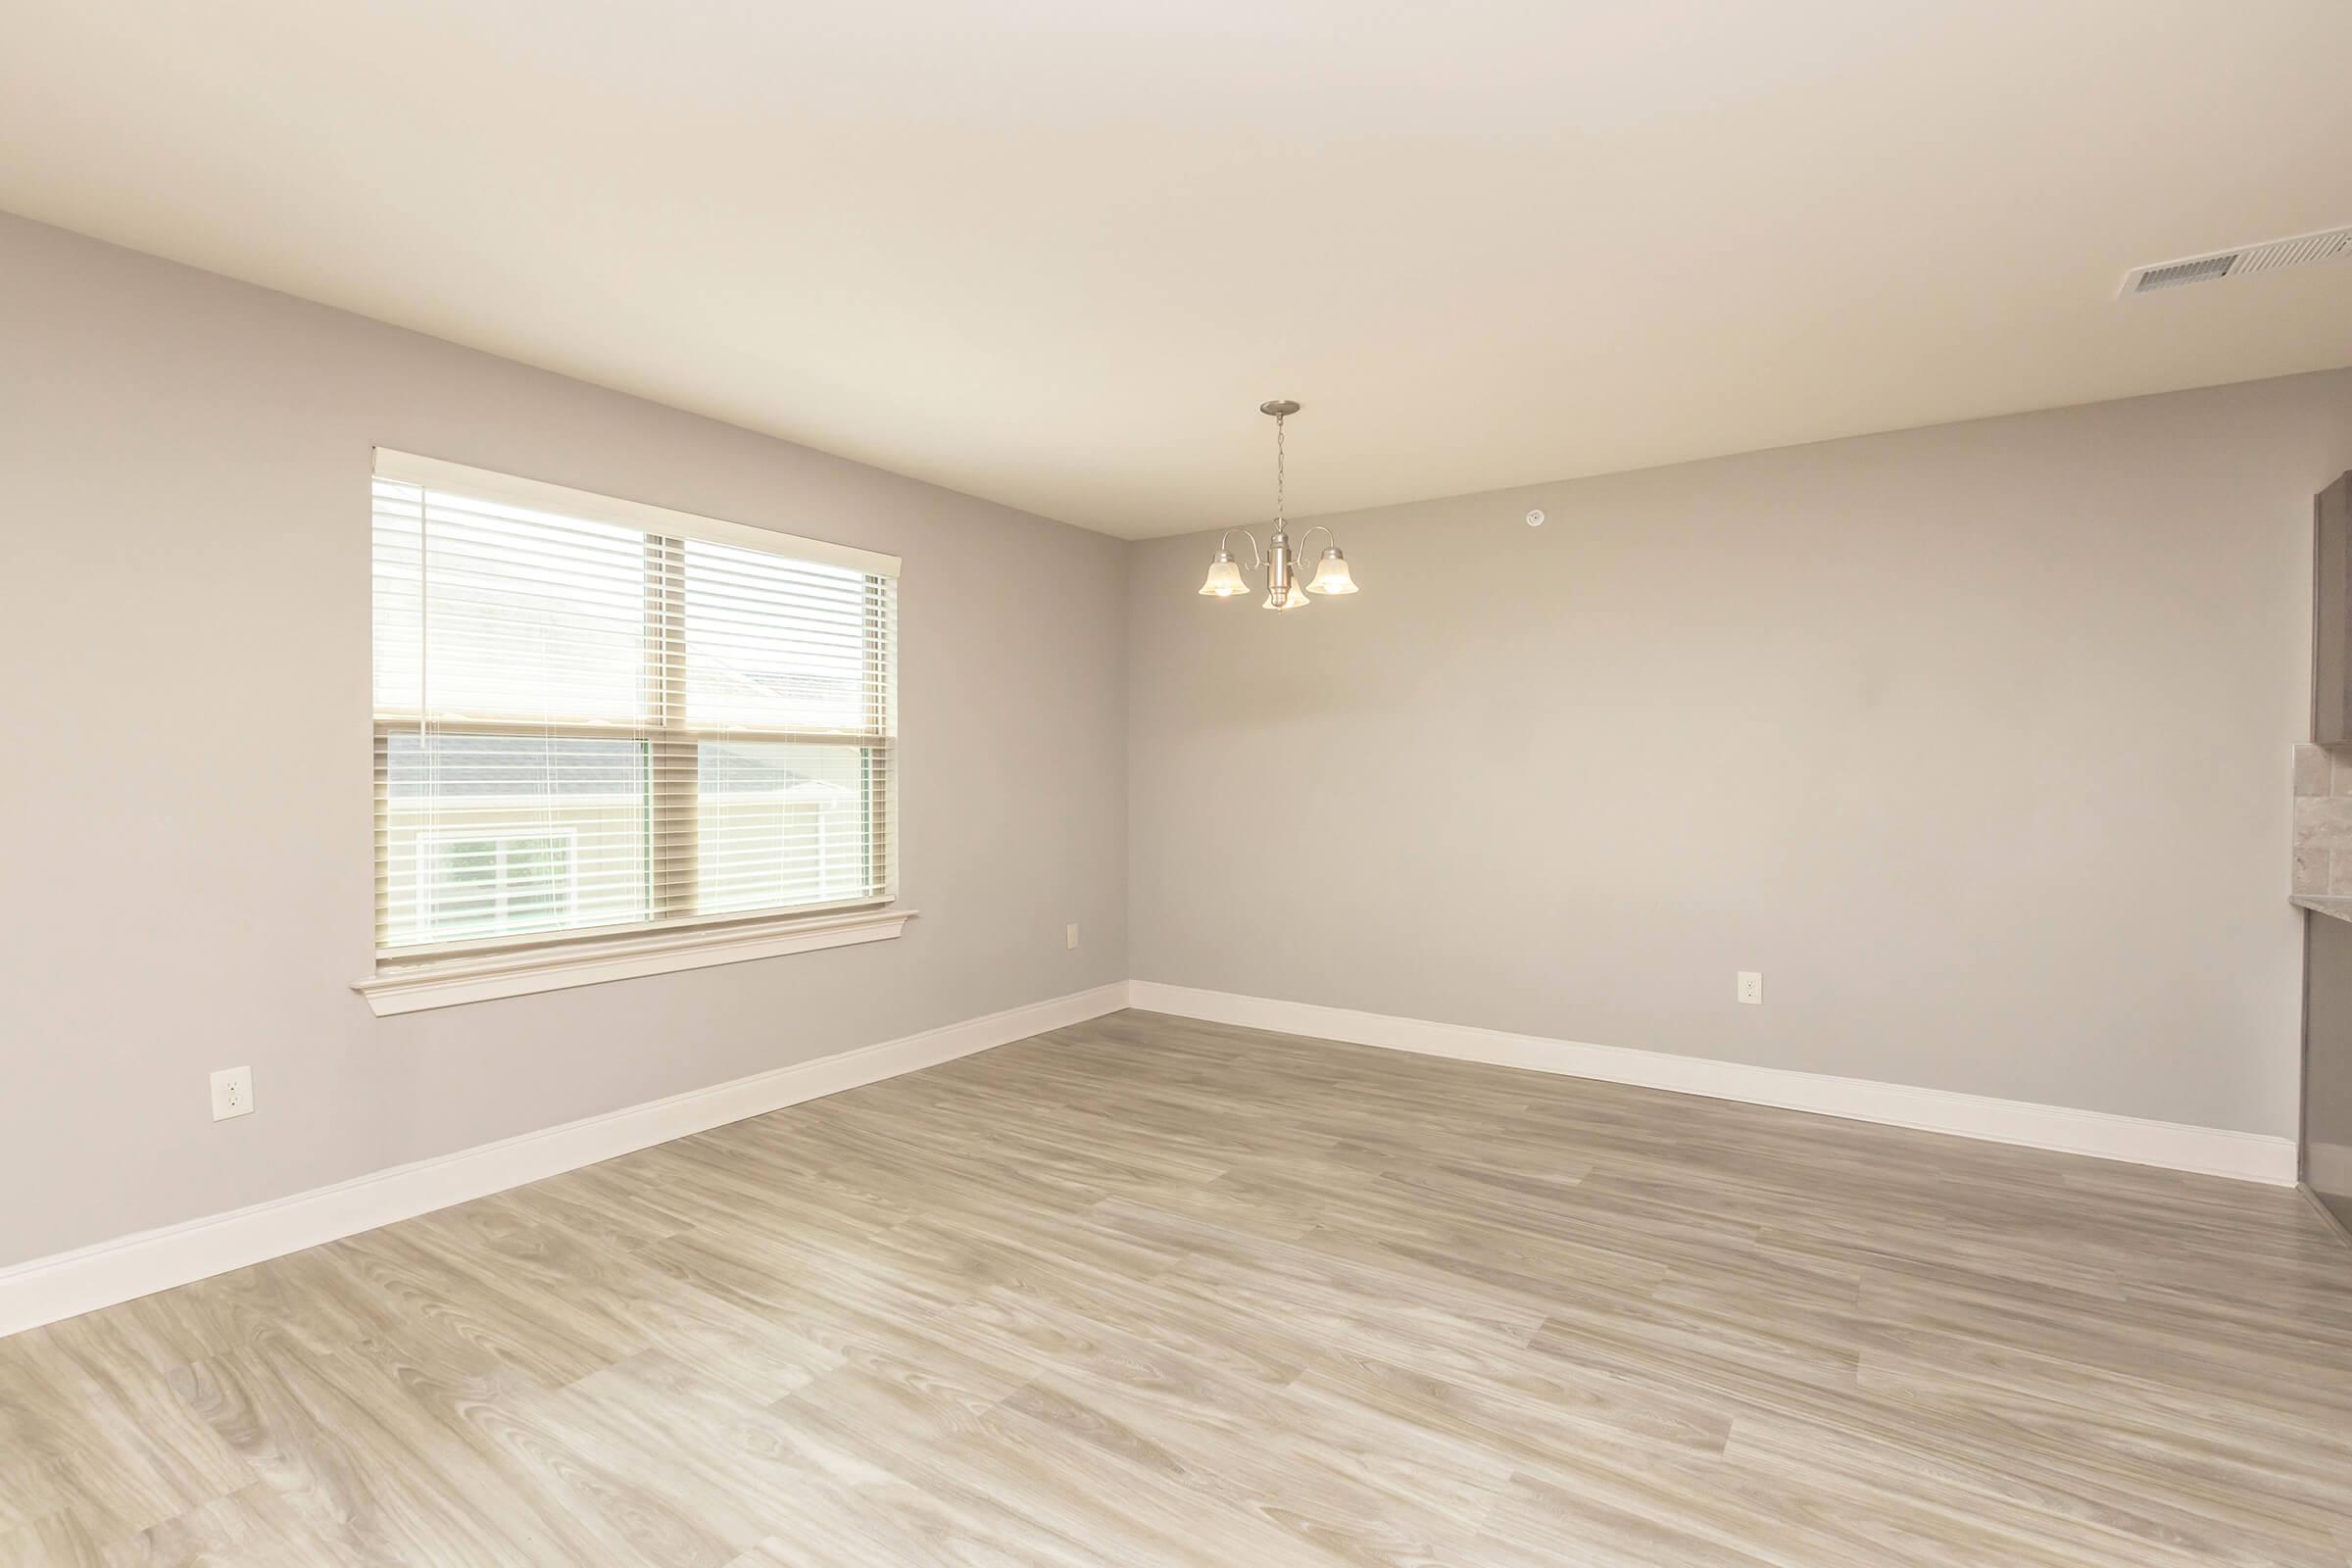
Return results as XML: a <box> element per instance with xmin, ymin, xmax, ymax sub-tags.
<box><xmin>370</xmin><ymin>452</ymin><xmax>898</xmax><ymax>962</ymax></box>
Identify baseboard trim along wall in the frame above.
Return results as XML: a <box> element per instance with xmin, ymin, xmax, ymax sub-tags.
<box><xmin>2</xmin><ymin>975</ymin><xmax>2302</xmax><ymax>1339</ymax></box>
<box><xmin>0</xmin><ymin>982</ymin><xmax>1130</xmax><ymax>1340</ymax></box>
<box><xmin>2302</xmin><ymin>1184</ymin><xmax>2352</xmax><ymax>1250</ymax></box>
<box><xmin>1126</xmin><ymin>981</ymin><xmax>2300</xmax><ymax>1187</ymax></box>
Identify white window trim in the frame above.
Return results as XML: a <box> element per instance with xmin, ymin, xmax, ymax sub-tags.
<box><xmin>368</xmin><ymin>452</ymin><xmax>903</xmax><ymax>1005</ymax></box>
<box><xmin>371</xmin><ymin>449</ymin><xmax>902</xmax><ymax>579</ymax></box>
<box><xmin>354</xmin><ymin>906</ymin><xmax>915</xmax><ymax>1016</ymax></box>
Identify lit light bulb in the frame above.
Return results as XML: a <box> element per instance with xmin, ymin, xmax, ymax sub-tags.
<box><xmin>1198</xmin><ymin>553</ymin><xmax>1249</xmax><ymax>596</ymax></box>
<box><xmin>1305</xmin><ymin>547</ymin><xmax>1356</xmax><ymax>595</ymax></box>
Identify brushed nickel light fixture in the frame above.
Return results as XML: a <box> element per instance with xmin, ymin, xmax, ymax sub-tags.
<box><xmin>1198</xmin><ymin>400</ymin><xmax>1357</xmax><ymax>609</ymax></box>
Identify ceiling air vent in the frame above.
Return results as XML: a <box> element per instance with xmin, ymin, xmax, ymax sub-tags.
<box><xmin>2120</xmin><ymin>225</ymin><xmax>2352</xmax><ymax>297</ymax></box>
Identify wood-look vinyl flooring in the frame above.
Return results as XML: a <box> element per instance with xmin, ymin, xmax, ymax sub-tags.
<box><xmin>3</xmin><ymin>1007</ymin><xmax>2349</xmax><ymax>1566</ymax></box>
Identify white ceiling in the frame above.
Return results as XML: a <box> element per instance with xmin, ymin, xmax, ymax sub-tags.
<box><xmin>5</xmin><ymin>2</ymin><xmax>2350</xmax><ymax>539</ymax></box>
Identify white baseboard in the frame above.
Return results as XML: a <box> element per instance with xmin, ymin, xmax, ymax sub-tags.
<box><xmin>2304</xmin><ymin>1185</ymin><xmax>2352</xmax><ymax>1250</ymax></box>
<box><xmin>1127</xmin><ymin>981</ymin><xmax>2298</xmax><ymax>1187</ymax></box>
<box><xmin>0</xmin><ymin>982</ymin><xmax>1129</xmax><ymax>1339</ymax></box>
<box><xmin>1</xmin><ymin>974</ymin><xmax>2301</xmax><ymax>1340</ymax></box>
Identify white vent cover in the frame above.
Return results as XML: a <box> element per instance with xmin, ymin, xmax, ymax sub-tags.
<box><xmin>2120</xmin><ymin>225</ymin><xmax>2352</xmax><ymax>297</ymax></box>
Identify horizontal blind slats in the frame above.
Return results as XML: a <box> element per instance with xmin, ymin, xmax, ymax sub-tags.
<box><xmin>373</xmin><ymin>466</ymin><xmax>896</xmax><ymax>959</ymax></box>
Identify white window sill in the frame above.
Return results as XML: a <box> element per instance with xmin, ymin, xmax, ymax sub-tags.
<box><xmin>354</xmin><ymin>906</ymin><xmax>915</xmax><ymax>1016</ymax></box>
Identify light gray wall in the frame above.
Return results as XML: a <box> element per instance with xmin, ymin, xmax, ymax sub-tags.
<box><xmin>1129</xmin><ymin>370</ymin><xmax>2352</xmax><ymax>1139</ymax></box>
<box><xmin>0</xmin><ymin>214</ymin><xmax>1129</xmax><ymax>1267</ymax></box>
<box><xmin>6</xmin><ymin>207</ymin><xmax>2343</xmax><ymax>1276</ymax></box>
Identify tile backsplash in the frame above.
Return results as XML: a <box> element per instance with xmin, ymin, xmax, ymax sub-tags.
<box><xmin>2292</xmin><ymin>743</ymin><xmax>2352</xmax><ymax>894</ymax></box>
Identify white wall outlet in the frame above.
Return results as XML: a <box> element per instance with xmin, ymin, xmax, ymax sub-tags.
<box><xmin>1066</xmin><ymin>922</ymin><xmax>1080</xmax><ymax>951</ymax></box>
<box><xmin>1737</xmin><ymin>971</ymin><xmax>1764</xmax><ymax>1005</ymax></box>
<box><xmin>211</xmin><ymin>1065</ymin><xmax>254</xmax><ymax>1121</ymax></box>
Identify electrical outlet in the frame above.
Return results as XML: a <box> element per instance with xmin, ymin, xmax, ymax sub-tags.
<box><xmin>1066</xmin><ymin>922</ymin><xmax>1080</xmax><ymax>951</ymax></box>
<box><xmin>1737</xmin><ymin>971</ymin><xmax>1763</xmax><ymax>1005</ymax></box>
<box><xmin>211</xmin><ymin>1065</ymin><xmax>254</xmax><ymax>1120</ymax></box>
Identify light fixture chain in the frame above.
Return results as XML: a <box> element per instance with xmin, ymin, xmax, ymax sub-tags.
<box><xmin>1275</xmin><ymin>413</ymin><xmax>1286</xmax><ymax>526</ymax></box>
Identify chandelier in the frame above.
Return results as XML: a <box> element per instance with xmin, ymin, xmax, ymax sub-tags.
<box><xmin>1198</xmin><ymin>400</ymin><xmax>1357</xmax><ymax>609</ymax></box>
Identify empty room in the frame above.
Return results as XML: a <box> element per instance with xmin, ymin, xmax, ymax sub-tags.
<box><xmin>5</xmin><ymin>3</ymin><xmax>2352</xmax><ymax>1564</ymax></box>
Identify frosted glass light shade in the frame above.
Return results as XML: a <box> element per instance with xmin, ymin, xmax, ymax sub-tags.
<box><xmin>1306</xmin><ymin>547</ymin><xmax>1356</xmax><ymax>595</ymax></box>
<box><xmin>1198</xmin><ymin>554</ymin><xmax>1248</xmax><ymax>596</ymax></box>
<box><xmin>1263</xmin><ymin>576</ymin><xmax>1310</xmax><ymax>611</ymax></box>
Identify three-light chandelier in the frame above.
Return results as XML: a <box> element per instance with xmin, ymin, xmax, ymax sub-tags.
<box><xmin>1197</xmin><ymin>400</ymin><xmax>1357</xmax><ymax>609</ymax></box>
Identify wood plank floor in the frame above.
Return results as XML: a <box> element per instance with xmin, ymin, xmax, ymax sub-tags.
<box><xmin>4</xmin><ymin>1008</ymin><xmax>2350</xmax><ymax>1566</ymax></box>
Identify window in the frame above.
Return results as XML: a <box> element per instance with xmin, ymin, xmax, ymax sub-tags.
<box><xmin>416</xmin><ymin>829</ymin><xmax>578</xmax><ymax>940</ymax></box>
<box><xmin>370</xmin><ymin>452</ymin><xmax>898</xmax><ymax>970</ymax></box>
